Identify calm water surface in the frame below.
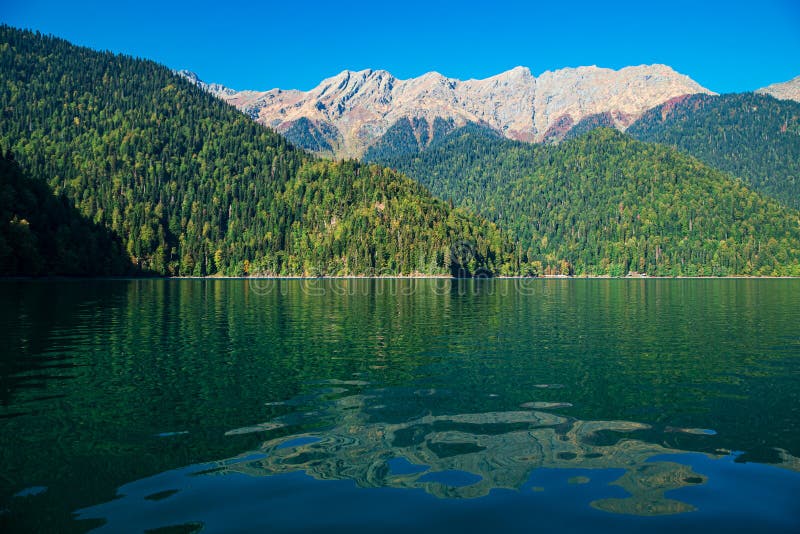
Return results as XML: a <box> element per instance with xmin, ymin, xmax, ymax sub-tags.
<box><xmin>1</xmin><ymin>279</ymin><xmax>799</xmax><ymax>532</ymax></box>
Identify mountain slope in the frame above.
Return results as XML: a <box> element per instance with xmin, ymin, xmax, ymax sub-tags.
<box><xmin>627</xmin><ymin>93</ymin><xmax>800</xmax><ymax>209</ymax></box>
<box><xmin>373</xmin><ymin>127</ymin><xmax>800</xmax><ymax>276</ymax></box>
<box><xmin>0</xmin><ymin>149</ymin><xmax>135</xmax><ymax>276</ymax></box>
<box><xmin>757</xmin><ymin>75</ymin><xmax>800</xmax><ymax>102</ymax></box>
<box><xmin>0</xmin><ymin>26</ymin><xmax>518</xmax><ymax>277</ymax></box>
<box><xmin>183</xmin><ymin>65</ymin><xmax>712</xmax><ymax>158</ymax></box>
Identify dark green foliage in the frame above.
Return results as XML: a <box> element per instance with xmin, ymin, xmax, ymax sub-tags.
<box><xmin>364</xmin><ymin>117</ymin><xmax>462</xmax><ymax>162</ymax></box>
<box><xmin>628</xmin><ymin>93</ymin><xmax>800</xmax><ymax>209</ymax></box>
<box><xmin>281</xmin><ymin>118</ymin><xmax>338</xmax><ymax>154</ymax></box>
<box><xmin>374</xmin><ymin>127</ymin><xmax>800</xmax><ymax>276</ymax></box>
<box><xmin>364</xmin><ymin>118</ymin><xmax>423</xmax><ymax>161</ymax></box>
<box><xmin>564</xmin><ymin>112</ymin><xmax>617</xmax><ymax>141</ymax></box>
<box><xmin>0</xmin><ymin>149</ymin><xmax>135</xmax><ymax>276</ymax></box>
<box><xmin>0</xmin><ymin>26</ymin><xmax>518</xmax><ymax>277</ymax></box>
<box><xmin>431</xmin><ymin>117</ymin><xmax>458</xmax><ymax>141</ymax></box>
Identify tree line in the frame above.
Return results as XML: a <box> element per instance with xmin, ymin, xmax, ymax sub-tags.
<box><xmin>0</xmin><ymin>26</ymin><xmax>520</xmax><ymax>277</ymax></box>
<box><xmin>373</xmin><ymin>126</ymin><xmax>800</xmax><ymax>276</ymax></box>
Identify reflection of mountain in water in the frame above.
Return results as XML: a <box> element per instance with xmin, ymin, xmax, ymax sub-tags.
<box><xmin>217</xmin><ymin>393</ymin><xmax>709</xmax><ymax>516</ymax></box>
<box><xmin>76</xmin><ymin>385</ymin><xmax>800</xmax><ymax>531</ymax></box>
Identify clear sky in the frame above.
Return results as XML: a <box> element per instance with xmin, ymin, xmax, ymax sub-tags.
<box><xmin>1</xmin><ymin>0</ymin><xmax>798</xmax><ymax>93</ymax></box>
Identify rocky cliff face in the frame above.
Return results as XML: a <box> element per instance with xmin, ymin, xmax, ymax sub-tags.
<box><xmin>180</xmin><ymin>65</ymin><xmax>713</xmax><ymax>157</ymax></box>
<box><xmin>756</xmin><ymin>75</ymin><xmax>800</xmax><ymax>102</ymax></box>
<box><xmin>177</xmin><ymin>69</ymin><xmax>238</xmax><ymax>98</ymax></box>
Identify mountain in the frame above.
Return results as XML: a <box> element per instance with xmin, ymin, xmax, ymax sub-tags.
<box><xmin>0</xmin><ymin>26</ymin><xmax>519</xmax><ymax>277</ymax></box>
<box><xmin>176</xmin><ymin>69</ymin><xmax>238</xmax><ymax>98</ymax></box>
<box><xmin>627</xmin><ymin>93</ymin><xmax>800</xmax><ymax>209</ymax></box>
<box><xmin>757</xmin><ymin>75</ymin><xmax>800</xmax><ymax>102</ymax></box>
<box><xmin>370</xmin><ymin>127</ymin><xmax>800</xmax><ymax>276</ymax></box>
<box><xmin>0</xmin><ymin>149</ymin><xmax>135</xmax><ymax>276</ymax></box>
<box><xmin>182</xmin><ymin>65</ymin><xmax>712</xmax><ymax>158</ymax></box>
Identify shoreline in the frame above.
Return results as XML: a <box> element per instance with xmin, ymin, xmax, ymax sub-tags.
<box><xmin>3</xmin><ymin>275</ymin><xmax>800</xmax><ymax>281</ymax></box>
<box><xmin>173</xmin><ymin>276</ymin><xmax>800</xmax><ymax>280</ymax></box>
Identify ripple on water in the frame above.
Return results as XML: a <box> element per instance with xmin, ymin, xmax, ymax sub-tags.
<box><xmin>520</xmin><ymin>401</ymin><xmax>573</xmax><ymax>409</ymax></box>
<box><xmin>664</xmin><ymin>426</ymin><xmax>717</xmax><ymax>436</ymax></box>
<box><xmin>534</xmin><ymin>384</ymin><xmax>565</xmax><ymax>389</ymax></box>
<box><xmin>417</xmin><ymin>470</ymin><xmax>483</xmax><ymax>488</ymax></box>
<box><xmin>155</xmin><ymin>431</ymin><xmax>189</xmax><ymax>438</ymax></box>
<box><xmin>144</xmin><ymin>489</ymin><xmax>179</xmax><ymax>501</ymax></box>
<box><xmin>316</xmin><ymin>379</ymin><xmax>370</xmax><ymax>386</ymax></box>
<box><xmin>224</xmin><ymin>422</ymin><xmax>285</xmax><ymax>436</ymax></box>
<box><xmin>568</xmin><ymin>476</ymin><xmax>591</xmax><ymax>485</ymax></box>
<box><xmin>387</xmin><ymin>457</ymin><xmax>430</xmax><ymax>476</ymax></box>
<box><xmin>275</xmin><ymin>436</ymin><xmax>322</xmax><ymax>450</ymax></box>
<box><xmin>14</xmin><ymin>486</ymin><xmax>47</xmax><ymax>498</ymax></box>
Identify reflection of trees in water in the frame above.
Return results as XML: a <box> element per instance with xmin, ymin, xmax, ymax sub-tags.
<box><xmin>221</xmin><ymin>394</ymin><xmax>718</xmax><ymax>516</ymax></box>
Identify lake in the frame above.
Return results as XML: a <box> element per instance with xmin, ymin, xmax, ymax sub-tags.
<box><xmin>1</xmin><ymin>279</ymin><xmax>799</xmax><ymax>532</ymax></box>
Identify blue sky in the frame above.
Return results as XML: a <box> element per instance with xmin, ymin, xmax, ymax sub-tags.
<box><xmin>2</xmin><ymin>0</ymin><xmax>798</xmax><ymax>93</ymax></box>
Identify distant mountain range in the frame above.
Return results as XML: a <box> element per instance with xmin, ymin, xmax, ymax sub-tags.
<box><xmin>179</xmin><ymin>65</ymin><xmax>714</xmax><ymax>158</ymax></box>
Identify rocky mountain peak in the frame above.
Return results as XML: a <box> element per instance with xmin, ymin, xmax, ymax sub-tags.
<box><xmin>176</xmin><ymin>69</ymin><xmax>238</xmax><ymax>97</ymax></box>
<box><xmin>183</xmin><ymin>65</ymin><xmax>713</xmax><ymax>157</ymax></box>
<box><xmin>177</xmin><ymin>69</ymin><xmax>200</xmax><ymax>83</ymax></box>
<box><xmin>478</xmin><ymin>65</ymin><xmax>533</xmax><ymax>81</ymax></box>
<box><xmin>756</xmin><ymin>75</ymin><xmax>800</xmax><ymax>102</ymax></box>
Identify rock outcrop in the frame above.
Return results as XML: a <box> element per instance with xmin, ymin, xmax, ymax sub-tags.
<box><xmin>181</xmin><ymin>65</ymin><xmax>713</xmax><ymax>157</ymax></box>
<box><xmin>756</xmin><ymin>75</ymin><xmax>800</xmax><ymax>102</ymax></box>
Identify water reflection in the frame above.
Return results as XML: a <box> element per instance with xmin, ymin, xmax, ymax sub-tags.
<box><xmin>242</xmin><ymin>400</ymin><xmax>701</xmax><ymax>514</ymax></box>
<box><xmin>3</xmin><ymin>280</ymin><xmax>800</xmax><ymax>531</ymax></box>
<box><xmin>78</xmin><ymin>384</ymin><xmax>800</xmax><ymax>529</ymax></box>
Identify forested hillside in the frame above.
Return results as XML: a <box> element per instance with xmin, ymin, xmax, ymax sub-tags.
<box><xmin>0</xmin><ymin>150</ymin><xmax>134</xmax><ymax>276</ymax></box>
<box><xmin>363</xmin><ymin>117</ymin><xmax>460</xmax><ymax>162</ymax></box>
<box><xmin>373</xmin><ymin>127</ymin><xmax>800</xmax><ymax>276</ymax></box>
<box><xmin>627</xmin><ymin>93</ymin><xmax>800</xmax><ymax>209</ymax></box>
<box><xmin>0</xmin><ymin>26</ymin><xmax>519</xmax><ymax>277</ymax></box>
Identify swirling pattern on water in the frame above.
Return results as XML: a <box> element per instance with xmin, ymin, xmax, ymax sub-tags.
<box><xmin>1</xmin><ymin>279</ymin><xmax>800</xmax><ymax>532</ymax></box>
<box><xmin>76</xmin><ymin>383</ymin><xmax>800</xmax><ymax>532</ymax></box>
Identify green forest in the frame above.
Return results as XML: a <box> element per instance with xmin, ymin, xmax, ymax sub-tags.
<box><xmin>372</xmin><ymin>127</ymin><xmax>800</xmax><ymax>276</ymax></box>
<box><xmin>0</xmin><ymin>26</ymin><xmax>519</xmax><ymax>277</ymax></box>
<box><xmin>0</xmin><ymin>149</ymin><xmax>134</xmax><ymax>276</ymax></box>
<box><xmin>2</xmin><ymin>25</ymin><xmax>800</xmax><ymax>278</ymax></box>
<box><xmin>628</xmin><ymin>93</ymin><xmax>800</xmax><ymax>209</ymax></box>
<box><xmin>364</xmin><ymin>117</ymin><xmax>459</xmax><ymax>162</ymax></box>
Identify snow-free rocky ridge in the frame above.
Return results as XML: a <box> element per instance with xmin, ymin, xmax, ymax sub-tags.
<box><xmin>756</xmin><ymin>75</ymin><xmax>800</xmax><ymax>103</ymax></box>
<box><xmin>180</xmin><ymin>65</ymin><xmax>713</xmax><ymax>158</ymax></box>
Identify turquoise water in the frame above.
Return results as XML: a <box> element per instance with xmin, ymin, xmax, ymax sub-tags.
<box><xmin>1</xmin><ymin>279</ymin><xmax>799</xmax><ymax>532</ymax></box>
